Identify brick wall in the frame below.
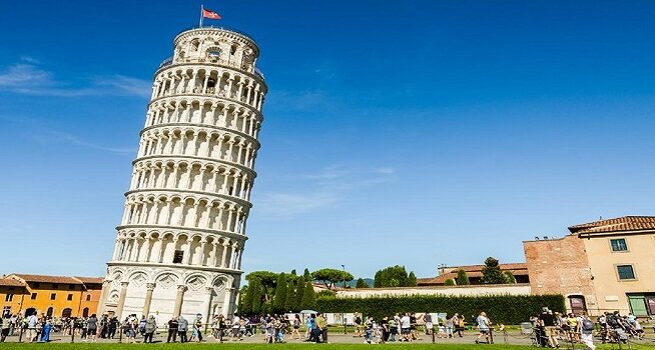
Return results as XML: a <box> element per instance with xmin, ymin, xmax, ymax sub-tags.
<box><xmin>523</xmin><ymin>235</ymin><xmax>598</xmax><ymax>314</ymax></box>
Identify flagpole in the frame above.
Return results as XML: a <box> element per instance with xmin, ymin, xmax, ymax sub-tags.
<box><xmin>199</xmin><ymin>4</ymin><xmax>204</xmax><ymax>28</ymax></box>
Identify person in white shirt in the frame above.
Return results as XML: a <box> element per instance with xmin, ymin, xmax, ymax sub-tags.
<box><xmin>26</xmin><ymin>312</ymin><xmax>38</xmax><ymax>343</ymax></box>
<box><xmin>475</xmin><ymin>312</ymin><xmax>491</xmax><ymax>344</ymax></box>
<box><xmin>400</xmin><ymin>313</ymin><xmax>411</xmax><ymax>341</ymax></box>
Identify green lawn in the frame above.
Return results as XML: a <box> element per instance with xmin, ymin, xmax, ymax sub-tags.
<box><xmin>0</xmin><ymin>344</ymin><xmax>653</xmax><ymax>350</ymax></box>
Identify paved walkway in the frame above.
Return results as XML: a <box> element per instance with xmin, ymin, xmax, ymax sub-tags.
<box><xmin>2</xmin><ymin>331</ymin><xmax>535</xmax><ymax>345</ymax></box>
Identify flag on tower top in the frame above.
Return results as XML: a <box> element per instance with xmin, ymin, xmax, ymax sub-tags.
<box><xmin>203</xmin><ymin>8</ymin><xmax>221</xmax><ymax>20</ymax></box>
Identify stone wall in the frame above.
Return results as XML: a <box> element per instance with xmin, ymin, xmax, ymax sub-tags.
<box><xmin>523</xmin><ymin>235</ymin><xmax>597</xmax><ymax>314</ymax></box>
<box><xmin>335</xmin><ymin>284</ymin><xmax>531</xmax><ymax>298</ymax></box>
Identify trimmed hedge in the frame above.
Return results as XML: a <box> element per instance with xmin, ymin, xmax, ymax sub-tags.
<box><xmin>316</xmin><ymin>294</ymin><xmax>565</xmax><ymax>324</ymax></box>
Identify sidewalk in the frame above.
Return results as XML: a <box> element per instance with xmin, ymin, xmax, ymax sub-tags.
<box><xmin>1</xmin><ymin>331</ymin><xmax>535</xmax><ymax>345</ymax></box>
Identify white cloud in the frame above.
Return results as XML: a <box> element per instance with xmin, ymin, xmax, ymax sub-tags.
<box><xmin>34</xmin><ymin>129</ymin><xmax>136</xmax><ymax>154</ymax></box>
<box><xmin>256</xmin><ymin>164</ymin><xmax>396</xmax><ymax>218</ymax></box>
<box><xmin>0</xmin><ymin>60</ymin><xmax>150</xmax><ymax>98</ymax></box>
<box><xmin>372</xmin><ymin>167</ymin><xmax>396</xmax><ymax>174</ymax></box>
<box><xmin>95</xmin><ymin>75</ymin><xmax>152</xmax><ymax>98</ymax></box>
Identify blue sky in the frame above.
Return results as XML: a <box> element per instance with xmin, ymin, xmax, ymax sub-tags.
<box><xmin>1</xmin><ymin>1</ymin><xmax>655</xmax><ymax>279</ymax></box>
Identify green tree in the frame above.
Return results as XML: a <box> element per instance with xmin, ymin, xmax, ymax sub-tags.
<box><xmin>482</xmin><ymin>257</ymin><xmax>505</xmax><ymax>284</ymax></box>
<box><xmin>240</xmin><ymin>283</ymin><xmax>254</xmax><ymax>314</ymax></box>
<box><xmin>373</xmin><ymin>265</ymin><xmax>418</xmax><ymax>287</ymax></box>
<box><xmin>284</xmin><ymin>278</ymin><xmax>297</xmax><ymax>312</ymax></box>
<box><xmin>251</xmin><ymin>282</ymin><xmax>264</xmax><ymax>314</ymax></box>
<box><xmin>299</xmin><ymin>281</ymin><xmax>316</xmax><ymax>310</ymax></box>
<box><xmin>303</xmin><ymin>268</ymin><xmax>311</xmax><ymax>280</ymax></box>
<box><xmin>502</xmin><ymin>271</ymin><xmax>517</xmax><ymax>284</ymax></box>
<box><xmin>444</xmin><ymin>278</ymin><xmax>456</xmax><ymax>286</ymax></box>
<box><xmin>293</xmin><ymin>276</ymin><xmax>306</xmax><ymax>311</ymax></box>
<box><xmin>311</xmin><ymin>268</ymin><xmax>354</xmax><ymax>289</ymax></box>
<box><xmin>373</xmin><ymin>271</ymin><xmax>382</xmax><ymax>288</ymax></box>
<box><xmin>355</xmin><ymin>278</ymin><xmax>369</xmax><ymax>288</ymax></box>
<box><xmin>273</xmin><ymin>273</ymin><xmax>288</xmax><ymax>313</ymax></box>
<box><xmin>456</xmin><ymin>269</ymin><xmax>470</xmax><ymax>285</ymax></box>
<box><xmin>407</xmin><ymin>272</ymin><xmax>417</xmax><ymax>286</ymax></box>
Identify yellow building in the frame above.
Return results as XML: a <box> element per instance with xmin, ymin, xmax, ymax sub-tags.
<box><xmin>569</xmin><ymin>216</ymin><xmax>655</xmax><ymax>316</ymax></box>
<box><xmin>1</xmin><ymin>274</ymin><xmax>103</xmax><ymax>318</ymax></box>
<box><xmin>525</xmin><ymin>216</ymin><xmax>655</xmax><ymax>316</ymax></box>
<box><xmin>0</xmin><ymin>278</ymin><xmax>28</xmax><ymax>316</ymax></box>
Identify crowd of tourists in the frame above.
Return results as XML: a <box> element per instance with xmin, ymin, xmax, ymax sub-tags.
<box><xmin>531</xmin><ymin>307</ymin><xmax>645</xmax><ymax>350</ymax></box>
<box><xmin>2</xmin><ymin>307</ymin><xmax>648</xmax><ymax>345</ymax></box>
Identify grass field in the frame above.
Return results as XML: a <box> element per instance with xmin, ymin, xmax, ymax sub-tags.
<box><xmin>0</xmin><ymin>344</ymin><xmax>653</xmax><ymax>350</ymax></box>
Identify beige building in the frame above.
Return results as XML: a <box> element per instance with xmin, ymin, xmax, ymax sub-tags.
<box><xmin>524</xmin><ymin>216</ymin><xmax>655</xmax><ymax>316</ymax></box>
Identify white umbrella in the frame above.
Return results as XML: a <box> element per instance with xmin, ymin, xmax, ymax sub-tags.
<box><xmin>299</xmin><ymin>310</ymin><xmax>318</xmax><ymax>314</ymax></box>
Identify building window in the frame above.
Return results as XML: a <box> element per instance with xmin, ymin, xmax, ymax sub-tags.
<box><xmin>617</xmin><ymin>265</ymin><xmax>636</xmax><ymax>280</ymax></box>
<box><xmin>31</xmin><ymin>293</ymin><xmax>37</xmax><ymax>300</ymax></box>
<box><xmin>173</xmin><ymin>250</ymin><xmax>184</xmax><ymax>264</ymax></box>
<box><xmin>67</xmin><ymin>294</ymin><xmax>73</xmax><ymax>301</ymax></box>
<box><xmin>610</xmin><ymin>238</ymin><xmax>628</xmax><ymax>252</ymax></box>
<box><xmin>86</xmin><ymin>295</ymin><xmax>91</xmax><ymax>301</ymax></box>
<box><xmin>50</xmin><ymin>293</ymin><xmax>57</xmax><ymax>300</ymax></box>
<box><xmin>4</xmin><ymin>294</ymin><xmax>13</xmax><ymax>302</ymax></box>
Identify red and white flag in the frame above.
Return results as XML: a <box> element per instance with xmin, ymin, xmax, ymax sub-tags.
<box><xmin>203</xmin><ymin>8</ymin><xmax>221</xmax><ymax>20</ymax></box>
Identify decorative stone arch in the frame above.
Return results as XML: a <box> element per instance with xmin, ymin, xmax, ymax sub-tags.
<box><xmin>128</xmin><ymin>270</ymin><xmax>150</xmax><ymax>287</ymax></box>
<box><xmin>184</xmin><ymin>273</ymin><xmax>209</xmax><ymax>291</ymax></box>
<box><xmin>154</xmin><ymin>271</ymin><xmax>180</xmax><ymax>290</ymax></box>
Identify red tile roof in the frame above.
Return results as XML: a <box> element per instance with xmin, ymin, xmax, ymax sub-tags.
<box><xmin>9</xmin><ymin>274</ymin><xmax>84</xmax><ymax>285</ymax></box>
<box><xmin>73</xmin><ymin>277</ymin><xmax>104</xmax><ymax>285</ymax></box>
<box><xmin>0</xmin><ymin>278</ymin><xmax>26</xmax><ymax>287</ymax></box>
<box><xmin>417</xmin><ymin>263</ymin><xmax>527</xmax><ymax>285</ymax></box>
<box><xmin>568</xmin><ymin>216</ymin><xmax>655</xmax><ymax>235</ymax></box>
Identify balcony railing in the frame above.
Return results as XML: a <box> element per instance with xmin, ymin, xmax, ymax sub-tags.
<box><xmin>158</xmin><ymin>56</ymin><xmax>173</xmax><ymax>69</ymax></box>
<box><xmin>176</xmin><ymin>25</ymin><xmax>255</xmax><ymax>41</ymax></box>
<box><xmin>254</xmin><ymin>67</ymin><xmax>265</xmax><ymax>79</ymax></box>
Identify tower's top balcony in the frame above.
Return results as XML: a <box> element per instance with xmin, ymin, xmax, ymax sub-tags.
<box><xmin>162</xmin><ymin>26</ymin><xmax>262</xmax><ymax>77</ymax></box>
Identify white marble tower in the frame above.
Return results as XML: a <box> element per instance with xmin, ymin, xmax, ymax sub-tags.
<box><xmin>98</xmin><ymin>26</ymin><xmax>266</xmax><ymax>323</ymax></box>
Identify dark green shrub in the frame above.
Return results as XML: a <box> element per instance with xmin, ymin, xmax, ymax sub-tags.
<box><xmin>316</xmin><ymin>294</ymin><xmax>565</xmax><ymax>324</ymax></box>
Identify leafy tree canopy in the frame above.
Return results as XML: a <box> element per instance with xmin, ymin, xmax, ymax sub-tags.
<box><xmin>482</xmin><ymin>257</ymin><xmax>505</xmax><ymax>284</ymax></box>
<box><xmin>456</xmin><ymin>269</ymin><xmax>470</xmax><ymax>285</ymax></box>
<box><xmin>311</xmin><ymin>268</ymin><xmax>354</xmax><ymax>289</ymax></box>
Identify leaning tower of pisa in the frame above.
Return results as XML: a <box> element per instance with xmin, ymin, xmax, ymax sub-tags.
<box><xmin>97</xmin><ymin>26</ymin><xmax>266</xmax><ymax>322</ymax></box>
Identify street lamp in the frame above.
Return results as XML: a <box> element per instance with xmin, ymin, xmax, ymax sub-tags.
<box><xmin>341</xmin><ymin>264</ymin><xmax>347</xmax><ymax>334</ymax></box>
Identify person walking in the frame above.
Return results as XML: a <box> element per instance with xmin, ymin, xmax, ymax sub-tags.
<box><xmin>475</xmin><ymin>311</ymin><xmax>491</xmax><ymax>344</ymax></box>
<box><xmin>539</xmin><ymin>307</ymin><xmax>560</xmax><ymax>348</ymax></box>
<box><xmin>316</xmin><ymin>313</ymin><xmax>328</xmax><ymax>343</ymax></box>
<box><xmin>580</xmin><ymin>314</ymin><xmax>596</xmax><ymax>350</ymax></box>
<box><xmin>193</xmin><ymin>314</ymin><xmax>203</xmax><ymax>342</ymax></box>
<box><xmin>40</xmin><ymin>319</ymin><xmax>52</xmax><ymax>342</ymax></box>
<box><xmin>143</xmin><ymin>315</ymin><xmax>157</xmax><ymax>343</ymax></box>
<box><xmin>85</xmin><ymin>314</ymin><xmax>98</xmax><ymax>342</ymax></box>
<box><xmin>1</xmin><ymin>313</ymin><xmax>11</xmax><ymax>342</ymax></box>
<box><xmin>290</xmin><ymin>314</ymin><xmax>302</xmax><ymax>340</ymax></box>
